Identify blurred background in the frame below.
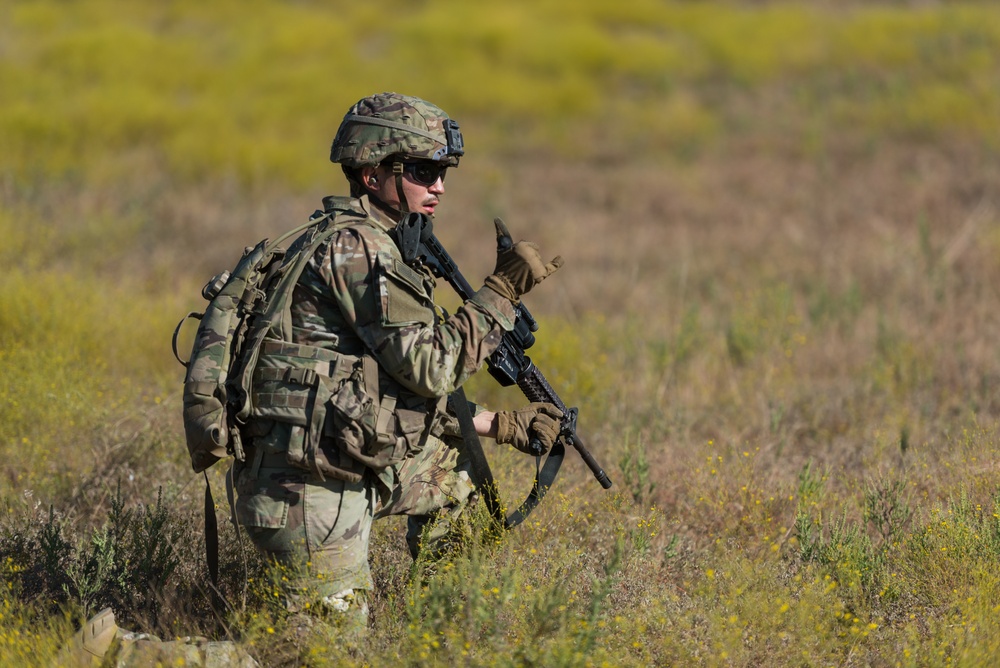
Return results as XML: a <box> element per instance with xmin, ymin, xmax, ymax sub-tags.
<box><xmin>2</xmin><ymin>0</ymin><xmax>1000</xmax><ymax>664</ymax></box>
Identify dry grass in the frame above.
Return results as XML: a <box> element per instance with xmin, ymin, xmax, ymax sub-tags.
<box><xmin>4</xmin><ymin>1</ymin><xmax>1000</xmax><ymax>665</ymax></box>
<box><xmin>5</xmin><ymin>136</ymin><xmax>1000</xmax><ymax>667</ymax></box>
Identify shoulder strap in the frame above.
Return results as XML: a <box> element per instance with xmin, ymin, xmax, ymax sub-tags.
<box><xmin>267</xmin><ymin>210</ymin><xmax>371</xmax><ymax>341</ymax></box>
<box><xmin>230</xmin><ymin>210</ymin><xmax>375</xmax><ymax>423</ymax></box>
<box><xmin>227</xmin><ymin>211</ymin><xmax>333</xmax><ymax>424</ymax></box>
<box><xmin>262</xmin><ymin>213</ymin><xmax>329</xmax><ymax>258</ymax></box>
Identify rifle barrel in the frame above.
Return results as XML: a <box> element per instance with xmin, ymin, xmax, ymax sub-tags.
<box><xmin>517</xmin><ymin>363</ymin><xmax>612</xmax><ymax>489</ymax></box>
<box><xmin>566</xmin><ymin>432</ymin><xmax>613</xmax><ymax>489</ymax></box>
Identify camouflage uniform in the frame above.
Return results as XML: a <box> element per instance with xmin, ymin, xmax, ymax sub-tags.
<box><xmin>233</xmin><ymin>192</ymin><xmax>515</xmax><ymax>601</ymax></box>
<box><xmin>172</xmin><ymin>93</ymin><xmax>560</xmax><ymax>659</ymax></box>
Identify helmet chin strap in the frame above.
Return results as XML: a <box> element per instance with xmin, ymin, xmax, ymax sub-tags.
<box><xmin>392</xmin><ymin>160</ymin><xmax>409</xmax><ymax>217</ymax></box>
<box><xmin>366</xmin><ymin>160</ymin><xmax>424</xmax><ymax>222</ymax></box>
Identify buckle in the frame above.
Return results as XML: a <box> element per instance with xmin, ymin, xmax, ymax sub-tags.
<box><xmin>284</xmin><ymin>367</ymin><xmax>317</xmax><ymax>386</ymax></box>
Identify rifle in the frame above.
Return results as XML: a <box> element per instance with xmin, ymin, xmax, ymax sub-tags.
<box><xmin>395</xmin><ymin>213</ymin><xmax>612</xmax><ymax>525</ymax></box>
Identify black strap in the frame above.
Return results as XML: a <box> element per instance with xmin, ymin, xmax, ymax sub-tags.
<box><xmin>450</xmin><ymin>388</ymin><xmax>505</xmax><ymax>530</ymax></box>
<box><xmin>203</xmin><ymin>471</ymin><xmax>224</xmax><ymax>616</ymax></box>
<box><xmin>204</xmin><ymin>465</ymin><xmax>251</xmax><ymax>615</ymax></box>
<box><xmin>204</xmin><ymin>472</ymin><xmax>218</xmax><ymax>586</ymax></box>
<box><xmin>226</xmin><ymin>461</ymin><xmax>251</xmax><ymax>611</ymax></box>
<box><xmin>449</xmin><ymin>389</ymin><xmax>565</xmax><ymax>530</ymax></box>
<box><xmin>504</xmin><ymin>440</ymin><xmax>564</xmax><ymax>528</ymax></box>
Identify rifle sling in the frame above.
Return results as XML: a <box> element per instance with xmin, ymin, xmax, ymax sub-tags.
<box><xmin>450</xmin><ymin>388</ymin><xmax>505</xmax><ymax>528</ymax></box>
<box><xmin>504</xmin><ymin>440</ymin><xmax>564</xmax><ymax>528</ymax></box>
<box><xmin>449</xmin><ymin>388</ymin><xmax>565</xmax><ymax>530</ymax></box>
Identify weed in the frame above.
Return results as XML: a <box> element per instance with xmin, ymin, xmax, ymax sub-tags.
<box><xmin>618</xmin><ymin>433</ymin><xmax>656</xmax><ymax>505</ymax></box>
<box><xmin>863</xmin><ymin>474</ymin><xmax>912</xmax><ymax>548</ymax></box>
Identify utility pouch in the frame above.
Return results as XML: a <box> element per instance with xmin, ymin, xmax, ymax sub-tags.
<box><xmin>285</xmin><ymin>379</ymin><xmax>363</xmax><ymax>483</ymax></box>
<box><xmin>251</xmin><ymin>338</ymin><xmax>363</xmax><ymax>483</ymax></box>
<box><xmin>326</xmin><ymin>355</ymin><xmax>429</xmax><ymax>470</ymax></box>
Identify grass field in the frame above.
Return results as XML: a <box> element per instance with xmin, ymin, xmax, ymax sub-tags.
<box><xmin>3</xmin><ymin>1</ymin><xmax>1000</xmax><ymax>665</ymax></box>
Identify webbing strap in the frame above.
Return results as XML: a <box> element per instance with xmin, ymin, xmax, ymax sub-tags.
<box><xmin>343</xmin><ymin>114</ymin><xmax>442</xmax><ymax>143</ymax></box>
<box><xmin>226</xmin><ymin>463</ymin><xmax>250</xmax><ymax>611</ymax></box>
<box><xmin>254</xmin><ymin>366</ymin><xmax>320</xmax><ymax>386</ymax></box>
<box><xmin>203</xmin><ymin>470</ymin><xmax>226</xmax><ymax>616</ymax></box>
<box><xmin>262</xmin><ymin>212</ymin><xmax>332</xmax><ymax>258</ymax></box>
<box><xmin>392</xmin><ymin>160</ymin><xmax>409</xmax><ymax>217</ymax></box>
<box><xmin>504</xmin><ymin>441</ymin><xmax>565</xmax><ymax>528</ymax></box>
<box><xmin>362</xmin><ymin>354</ymin><xmax>380</xmax><ymax>398</ymax></box>
<box><xmin>204</xmin><ymin>467</ymin><xmax>253</xmax><ymax>615</ymax></box>
<box><xmin>450</xmin><ymin>388</ymin><xmax>504</xmax><ymax>530</ymax></box>
<box><xmin>305</xmin><ymin>378</ymin><xmax>331</xmax><ymax>481</ymax></box>
<box><xmin>204</xmin><ymin>471</ymin><xmax>218</xmax><ymax>587</ymax></box>
<box><xmin>376</xmin><ymin>390</ymin><xmax>398</xmax><ymax>436</ymax></box>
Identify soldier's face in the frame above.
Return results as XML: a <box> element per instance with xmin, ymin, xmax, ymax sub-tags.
<box><xmin>365</xmin><ymin>163</ymin><xmax>446</xmax><ymax>217</ymax></box>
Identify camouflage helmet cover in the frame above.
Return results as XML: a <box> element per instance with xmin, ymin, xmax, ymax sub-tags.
<box><xmin>330</xmin><ymin>92</ymin><xmax>464</xmax><ymax>169</ymax></box>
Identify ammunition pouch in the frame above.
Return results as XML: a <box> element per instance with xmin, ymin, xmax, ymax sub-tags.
<box><xmin>250</xmin><ymin>337</ymin><xmax>434</xmax><ymax>481</ymax></box>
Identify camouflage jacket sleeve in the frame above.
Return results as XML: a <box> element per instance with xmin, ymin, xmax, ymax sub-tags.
<box><xmin>315</xmin><ymin>222</ymin><xmax>515</xmax><ymax>398</ymax></box>
<box><xmin>438</xmin><ymin>399</ymin><xmax>485</xmax><ymax>439</ymax></box>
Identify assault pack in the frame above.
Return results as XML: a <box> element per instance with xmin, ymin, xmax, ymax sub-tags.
<box><xmin>172</xmin><ymin>210</ymin><xmax>343</xmax><ymax>595</ymax></box>
<box><xmin>172</xmin><ymin>212</ymin><xmax>331</xmax><ymax>473</ymax></box>
<box><xmin>173</xmin><ymin>199</ymin><xmax>438</xmax><ymax>593</ymax></box>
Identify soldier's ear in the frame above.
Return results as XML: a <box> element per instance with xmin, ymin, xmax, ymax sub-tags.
<box><xmin>360</xmin><ymin>166</ymin><xmax>379</xmax><ymax>192</ymax></box>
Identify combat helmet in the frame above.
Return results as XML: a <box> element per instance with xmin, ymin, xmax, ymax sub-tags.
<box><xmin>331</xmin><ymin>93</ymin><xmax>464</xmax><ymax>216</ymax></box>
<box><xmin>330</xmin><ymin>92</ymin><xmax>464</xmax><ymax>169</ymax></box>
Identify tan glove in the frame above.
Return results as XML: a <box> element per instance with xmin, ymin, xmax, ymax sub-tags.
<box><xmin>495</xmin><ymin>402</ymin><xmax>564</xmax><ymax>455</ymax></box>
<box><xmin>483</xmin><ymin>218</ymin><xmax>563</xmax><ymax>303</ymax></box>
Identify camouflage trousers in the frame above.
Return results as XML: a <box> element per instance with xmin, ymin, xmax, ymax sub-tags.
<box><xmin>233</xmin><ymin>432</ymin><xmax>476</xmax><ymax>600</ymax></box>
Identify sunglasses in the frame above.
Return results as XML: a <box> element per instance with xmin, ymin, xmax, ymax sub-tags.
<box><xmin>403</xmin><ymin>161</ymin><xmax>448</xmax><ymax>186</ymax></box>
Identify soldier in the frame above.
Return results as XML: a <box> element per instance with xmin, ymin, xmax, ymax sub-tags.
<box><xmin>231</xmin><ymin>92</ymin><xmax>564</xmax><ymax>631</ymax></box>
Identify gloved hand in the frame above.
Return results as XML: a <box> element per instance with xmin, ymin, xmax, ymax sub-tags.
<box><xmin>495</xmin><ymin>402</ymin><xmax>564</xmax><ymax>455</ymax></box>
<box><xmin>483</xmin><ymin>218</ymin><xmax>563</xmax><ymax>303</ymax></box>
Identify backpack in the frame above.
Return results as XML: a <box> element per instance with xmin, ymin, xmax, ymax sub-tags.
<box><xmin>172</xmin><ymin>202</ymin><xmax>410</xmax><ymax>479</ymax></box>
<box><xmin>171</xmin><ymin>212</ymin><xmax>331</xmax><ymax>472</ymax></box>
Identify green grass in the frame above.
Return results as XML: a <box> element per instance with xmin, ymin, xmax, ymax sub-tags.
<box><xmin>0</xmin><ymin>206</ymin><xmax>189</xmax><ymax>498</ymax></box>
<box><xmin>1</xmin><ymin>1</ymin><xmax>998</xmax><ymax>189</ymax></box>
